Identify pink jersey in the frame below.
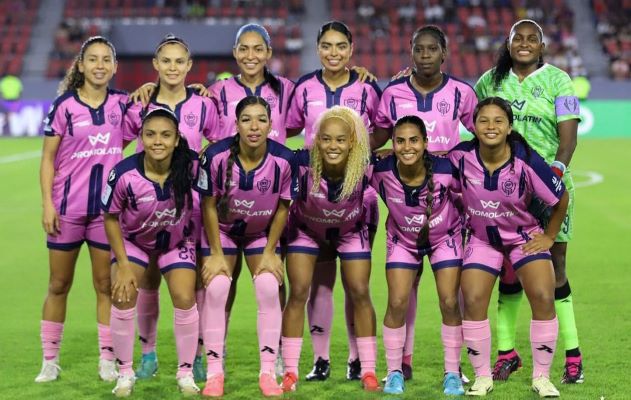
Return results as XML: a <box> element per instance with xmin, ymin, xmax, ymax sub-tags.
<box><xmin>44</xmin><ymin>88</ymin><xmax>128</xmax><ymax>217</ymax></box>
<box><xmin>448</xmin><ymin>140</ymin><xmax>566</xmax><ymax>247</ymax></box>
<box><xmin>101</xmin><ymin>152</ymin><xmax>196</xmax><ymax>252</ymax></box>
<box><xmin>375</xmin><ymin>74</ymin><xmax>477</xmax><ymax>152</ymax></box>
<box><xmin>286</xmin><ymin>69</ymin><xmax>382</xmax><ymax>146</ymax></box>
<box><xmin>210</xmin><ymin>75</ymin><xmax>294</xmax><ymax>143</ymax></box>
<box><xmin>290</xmin><ymin>149</ymin><xmax>368</xmax><ymax>241</ymax></box>
<box><xmin>195</xmin><ymin>136</ymin><xmax>295</xmax><ymax>237</ymax></box>
<box><xmin>123</xmin><ymin>88</ymin><xmax>218</xmax><ymax>152</ymax></box>
<box><xmin>370</xmin><ymin>154</ymin><xmax>461</xmax><ymax>252</ymax></box>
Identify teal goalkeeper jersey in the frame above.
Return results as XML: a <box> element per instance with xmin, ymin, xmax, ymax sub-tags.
<box><xmin>474</xmin><ymin>64</ymin><xmax>581</xmax><ymax>164</ymax></box>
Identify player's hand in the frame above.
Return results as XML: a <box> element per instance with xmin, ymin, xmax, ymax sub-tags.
<box><xmin>201</xmin><ymin>254</ymin><xmax>231</xmax><ymax>287</ymax></box>
<box><xmin>374</xmin><ymin>148</ymin><xmax>393</xmax><ymax>160</ymax></box>
<box><xmin>111</xmin><ymin>261</ymin><xmax>138</xmax><ymax>303</ymax></box>
<box><xmin>351</xmin><ymin>66</ymin><xmax>377</xmax><ymax>82</ymax></box>
<box><xmin>42</xmin><ymin>202</ymin><xmax>61</xmax><ymax>236</ymax></box>
<box><xmin>254</xmin><ymin>250</ymin><xmax>284</xmax><ymax>285</ymax></box>
<box><xmin>187</xmin><ymin>83</ymin><xmax>212</xmax><ymax>98</ymax></box>
<box><xmin>129</xmin><ymin>82</ymin><xmax>157</xmax><ymax>106</ymax></box>
<box><xmin>521</xmin><ymin>233</ymin><xmax>555</xmax><ymax>255</ymax></box>
<box><xmin>392</xmin><ymin>67</ymin><xmax>412</xmax><ymax>80</ymax></box>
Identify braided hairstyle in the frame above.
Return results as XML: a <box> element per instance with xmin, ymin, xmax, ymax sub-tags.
<box><xmin>234</xmin><ymin>23</ymin><xmax>281</xmax><ymax>95</ymax></box>
<box><xmin>216</xmin><ymin>96</ymin><xmax>272</xmax><ymax>219</ymax></box>
<box><xmin>58</xmin><ymin>36</ymin><xmax>117</xmax><ymax>95</ymax></box>
<box><xmin>492</xmin><ymin>19</ymin><xmax>545</xmax><ymax>87</ymax></box>
<box><xmin>393</xmin><ymin>115</ymin><xmax>433</xmax><ymax>245</ymax></box>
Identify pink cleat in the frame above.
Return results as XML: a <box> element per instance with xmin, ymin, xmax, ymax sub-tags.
<box><xmin>259</xmin><ymin>372</ymin><xmax>283</xmax><ymax>397</ymax></box>
<box><xmin>281</xmin><ymin>371</ymin><xmax>298</xmax><ymax>392</ymax></box>
<box><xmin>201</xmin><ymin>373</ymin><xmax>224</xmax><ymax>397</ymax></box>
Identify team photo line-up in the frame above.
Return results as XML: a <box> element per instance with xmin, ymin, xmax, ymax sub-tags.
<box><xmin>36</xmin><ymin>16</ymin><xmax>582</xmax><ymax>398</ymax></box>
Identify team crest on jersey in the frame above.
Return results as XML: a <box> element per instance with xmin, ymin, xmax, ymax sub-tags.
<box><xmin>437</xmin><ymin>99</ymin><xmax>451</xmax><ymax>116</ymax></box>
<box><xmin>257</xmin><ymin>177</ymin><xmax>271</xmax><ymax>194</ymax></box>
<box><xmin>184</xmin><ymin>112</ymin><xmax>198</xmax><ymax>128</ymax></box>
<box><xmin>344</xmin><ymin>98</ymin><xmax>359</xmax><ymax>110</ymax></box>
<box><xmin>265</xmin><ymin>96</ymin><xmax>277</xmax><ymax>109</ymax></box>
<box><xmin>108</xmin><ymin>111</ymin><xmax>121</xmax><ymax>126</ymax></box>
<box><xmin>501</xmin><ymin>179</ymin><xmax>516</xmax><ymax>196</ymax></box>
<box><xmin>564</xmin><ymin>97</ymin><xmax>578</xmax><ymax>113</ymax></box>
<box><xmin>531</xmin><ymin>85</ymin><xmax>543</xmax><ymax>98</ymax></box>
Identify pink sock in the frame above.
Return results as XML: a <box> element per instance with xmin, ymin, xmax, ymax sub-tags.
<box><xmin>345</xmin><ymin>292</ymin><xmax>358</xmax><ymax>361</ymax></box>
<box><xmin>442</xmin><ymin>324</ymin><xmax>463</xmax><ymax>374</ymax></box>
<box><xmin>174</xmin><ymin>305</ymin><xmax>199</xmax><ymax>378</ymax></box>
<box><xmin>356</xmin><ymin>336</ymin><xmax>377</xmax><ymax>376</ymax></box>
<box><xmin>195</xmin><ymin>288</ymin><xmax>205</xmax><ymax>357</ymax></box>
<box><xmin>110</xmin><ymin>307</ymin><xmax>136</xmax><ymax>376</ymax></box>
<box><xmin>307</xmin><ymin>260</ymin><xmax>335</xmax><ymax>362</ymax></box>
<box><xmin>281</xmin><ymin>336</ymin><xmax>303</xmax><ymax>375</ymax></box>
<box><xmin>136</xmin><ymin>288</ymin><xmax>159</xmax><ymax>354</ymax></box>
<box><xmin>203</xmin><ymin>275</ymin><xmax>231</xmax><ymax>375</ymax></box>
<box><xmin>531</xmin><ymin>318</ymin><xmax>558</xmax><ymax>378</ymax></box>
<box><xmin>40</xmin><ymin>320</ymin><xmax>64</xmax><ymax>361</ymax></box>
<box><xmin>462</xmin><ymin>319</ymin><xmax>491</xmax><ymax>377</ymax></box>
<box><xmin>254</xmin><ymin>273</ymin><xmax>282</xmax><ymax>374</ymax></box>
<box><xmin>403</xmin><ymin>274</ymin><xmax>421</xmax><ymax>364</ymax></box>
<box><xmin>383</xmin><ymin>325</ymin><xmax>406</xmax><ymax>373</ymax></box>
<box><xmin>98</xmin><ymin>323</ymin><xmax>115</xmax><ymax>361</ymax></box>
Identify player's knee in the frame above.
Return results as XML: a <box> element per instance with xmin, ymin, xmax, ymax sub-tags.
<box><xmin>48</xmin><ymin>277</ymin><xmax>73</xmax><ymax>297</ymax></box>
<box><xmin>462</xmin><ymin>291</ymin><xmax>487</xmax><ymax>319</ymax></box>
<box><xmin>171</xmin><ymin>291</ymin><xmax>196</xmax><ymax>310</ymax></box>
<box><xmin>92</xmin><ymin>275</ymin><xmax>111</xmax><ymax>296</ymax></box>
<box><xmin>388</xmin><ymin>295</ymin><xmax>409</xmax><ymax>317</ymax></box>
<box><xmin>439</xmin><ymin>294</ymin><xmax>459</xmax><ymax>317</ymax></box>
<box><xmin>346</xmin><ymin>283</ymin><xmax>370</xmax><ymax>306</ymax></box>
<box><xmin>288</xmin><ymin>283</ymin><xmax>310</xmax><ymax>305</ymax></box>
<box><xmin>528</xmin><ymin>288</ymin><xmax>555</xmax><ymax>319</ymax></box>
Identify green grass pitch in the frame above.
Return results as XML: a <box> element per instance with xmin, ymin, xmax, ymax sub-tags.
<box><xmin>0</xmin><ymin>137</ymin><xmax>629</xmax><ymax>399</ymax></box>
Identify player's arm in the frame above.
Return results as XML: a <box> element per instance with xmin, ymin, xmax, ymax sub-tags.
<box><xmin>201</xmin><ymin>195</ymin><xmax>231</xmax><ymax>285</ymax></box>
<box><xmin>40</xmin><ymin>135</ymin><xmax>62</xmax><ymax>235</ymax></box>
<box><xmin>370</xmin><ymin>126</ymin><xmax>392</xmax><ymax>150</ymax></box>
<box><xmin>522</xmin><ymin>191</ymin><xmax>569</xmax><ymax>255</ymax></box>
<box><xmin>553</xmin><ymin>119</ymin><xmax>578</xmax><ymax>173</ymax></box>
<box><xmin>104</xmin><ymin>212</ymin><xmax>137</xmax><ymax>303</ymax></box>
<box><xmin>256</xmin><ymin>199</ymin><xmax>290</xmax><ymax>284</ymax></box>
<box><xmin>287</xmin><ymin>127</ymin><xmax>303</xmax><ymax>138</ymax></box>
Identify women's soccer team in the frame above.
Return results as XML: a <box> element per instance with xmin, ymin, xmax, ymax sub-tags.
<box><xmin>36</xmin><ymin>16</ymin><xmax>583</xmax><ymax>398</ymax></box>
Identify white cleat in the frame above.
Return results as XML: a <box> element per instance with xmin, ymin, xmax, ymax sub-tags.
<box><xmin>466</xmin><ymin>376</ymin><xmax>493</xmax><ymax>396</ymax></box>
<box><xmin>99</xmin><ymin>359</ymin><xmax>118</xmax><ymax>382</ymax></box>
<box><xmin>177</xmin><ymin>373</ymin><xmax>200</xmax><ymax>396</ymax></box>
<box><xmin>35</xmin><ymin>358</ymin><xmax>61</xmax><ymax>383</ymax></box>
<box><xmin>112</xmin><ymin>374</ymin><xmax>135</xmax><ymax>397</ymax></box>
<box><xmin>532</xmin><ymin>376</ymin><xmax>561</xmax><ymax>398</ymax></box>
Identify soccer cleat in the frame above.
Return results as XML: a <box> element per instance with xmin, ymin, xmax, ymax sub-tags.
<box><xmin>561</xmin><ymin>359</ymin><xmax>584</xmax><ymax>384</ymax></box>
<box><xmin>112</xmin><ymin>373</ymin><xmax>135</xmax><ymax>397</ymax></box>
<box><xmin>281</xmin><ymin>371</ymin><xmax>298</xmax><ymax>392</ymax></box>
<box><xmin>361</xmin><ymin>371</ymin><xmax>381</xmax><ymax>392</ymax></box>
<box><xmin>346</xmin><ymin>358</ymin><xmax>361</xmax><ymax>380</ymax></box>
<box><xmin>465</xmin><ymin>376</ymin><xmax>493</xmax><ymax>396</ymax></box>
<box><xmin>402</xmin><ymin>362</ymin><xmax>413</xmax><ymax>380</ymax></box>
<box><xmin>99</xmin><ymin>358</ymin><xmax>118</xmax><ymax>382</ymax></box>
<box><xmin>259</xmin><ymin>372</ymin><xmax>283</xmax><ymax>397</ymax></box>
<box><xmin>201</xmin><ymin>373</ymin><xmax>224</xmax><ymax>397</ymax></box>
<box><xmin>193</xmin><ymin>355</ymin><xmax>206</xmax><ymax>382</ymax></box>
<box><xmin>532</xmin><ymin>376</ymin><xmax>560</xmax><ymax>397</ymax></box>
<box><xmin>460</xmin><ymin>367</ymin><xmax>470</xmax><ymax>384</ymax></box>
<box><xmin>305</xmin><ymin>357</ymin><xmax>330</xmax><ymax>381</ymax></box>
<box><xmin>383</xmin><ymin>371</ymin><xmax>405</xmax><ymax>394</ymax></box>
<box><xmin>443</xmin><ymin>372</ymin><xmax>465</xmax><ymax>395</ymax></box>
<box><xmin>35</xmin><ymin>358</ymin><xmax>61</xmax><ymax>383</ymax></box>
<box><xmin>177</xmin><ymin>373</ymin><xmax>201</xmax><ymax>396</ymax></box>
<box><xmin>492</xmin><ymin>351</ymin><xmax>522</xmax><ymax>381</ymax></box>
<box><xmin>135</xmin><ymin>351</ymin><xmax>158</xmax><ymax>379</ymax></box>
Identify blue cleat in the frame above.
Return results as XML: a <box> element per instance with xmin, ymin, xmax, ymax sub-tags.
<box><xmin>383</xmin><ymin>370</ymin><xmax>405</xmax><ymax>394</ymax></box>
<box><xmin>193</xmin><ymin>355</ymin><xmax>206</xmax><ymax>382</ymax></box>
<box><xmin>135</xmin><ymin>352</ymin><xmax>158</xmax><ymax>379</ymax></box>
<box><xmin>443</xmin><ymin>372</ymin><xmax>465</xmax><ymax>395</ymax></box>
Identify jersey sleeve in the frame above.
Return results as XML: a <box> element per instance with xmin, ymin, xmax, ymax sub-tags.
<box><xmin>280</xmin><ymin>158</ymin><xmax>296</xmax><ymax>201</ymax></box>
<box><xmin>194</xmin><ymin>150</ymin><xmax>214</xmax><ymax>196</ymax></box>
<box><xmin>474</xmin><ymin>70</ymin><xmax>493</xmax><ymax>101</ymax></box>
<box><xmin>201</xmin><ymin>97</ymin><xmax>220</xmax><ymax>142</ymax></box>
<box><xmin>101</xmin><ymin>167</ymin><xmax>126</xmax><ymax>214</ymax></box>
<box><xmin>365</xmin><ymin>82</ymin><xmax>382</xmax><ymax>125</ymax></box>
<box><xmin>459</xmin><ymin>84</ymin><xmax>477</xmax><ymax>133</ymax></box>
<box><xmin>122</xmin><ymin>102</ymin><xmax>142</xmax><ymax>143</ymax></box>
<box><xmin>526</xmin><ymin>151</ymin><xmax>566</xmax><ymax>206</ymax></box>
<box><xmin>552</xmin><ymin>70</ymin><xmax>581</xmax><ymax>124</ymax></box>
<box><xmin>286</xmin><ymin>84</ymin><xmax>306</xmax><ymax>130</ymax></box>
<box><xmin>43</xmin><ymin>98</ymin><xmax>68</xmax><ymax>137</ymax></box>
<box><xmin>374</xmin><ymin>88</ymin><xmax>394</xmax><ymax>129</ymax></box>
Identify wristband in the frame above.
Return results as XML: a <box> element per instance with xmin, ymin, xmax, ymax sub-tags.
<box><xmin>550</xmin><ymin>160</ymin><xmax>566</xmax><ymax>178</ymax></box>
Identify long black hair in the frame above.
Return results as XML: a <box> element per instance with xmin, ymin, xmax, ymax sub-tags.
<box><xmin>393</xmin><ymin>115</ymin><xmax>434</xmax><ymax>246</ymax></box>
<box><xmin>216</xmin><ymin>96</ymin><xmax>271</xmax><ymax>219</ymax></box>
<box><xmin>234</xmin><ymin>23</ymin><xmax>281</xmax><ymax>95</ymax></box>
<box><xmin>58</xmin><ymin>36</ymin><xmax>117</xmax><ymax>95</ymax></box>
<box><xmin>492</xmin><ymin>20</ymin><xmax>545</xmax><ymax>87</ymax></box>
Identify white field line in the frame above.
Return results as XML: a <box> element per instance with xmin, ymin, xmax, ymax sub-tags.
<box><xmin>573</xmin><ymin>170</ymin><xmax>604</xmax><ymax>188</ymax></box>
<box><xmin>0</xmin><ymin>151</ymin><xmax>41</xmax><ymax>164</ymax></box>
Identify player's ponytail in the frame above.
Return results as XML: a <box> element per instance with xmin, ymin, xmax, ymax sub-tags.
<box><xmin>217</xmin><ymin>134</ymin><xmax>240</xmax><ymax>220</ymax></box>
<box><xmin>170</xmin><ymin>137</ymin><xmax>194</xmax><ymax>217</ymax></box>
<box><xmin>418</xmin><ymin>151</ymin><xmax>434</xmax><ymax>247</ymax></box>
<box><xmin>58</xmin><ymin>36</ymin><xmax>117</xmax><ymax>95</ymax></box>
<box><xmin>263</xmin><ymin>66</ymin><xmax>281</xmax><ymax>95</ymax></box>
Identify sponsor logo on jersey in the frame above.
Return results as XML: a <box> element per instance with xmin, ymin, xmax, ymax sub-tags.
<box><xmin>234</xmin><ymin>199</ymin><xmax>255</xmax><ymax>208</ymax></box>
<box><xmin>425</xmin><ymin>120</ymin><xmax>437</xmax><ymax>132</ymax></box>
<box><xmin>437</xmin><ymin>99</ymin><xmax>451</xmax><ymax>116</ymax></box>
<box><xmin>138</xmin><ymin>195</ymin><xmax>155</xmax><ymax>203</ymax></box>
<box><xmin>428</xmin><ymin>135</ymin><xmax>451</xmax><ymax>145</ymax></box>
<box><xmin>480</xmin><ymin>200</ymin><xmax>500</xmax><ymax>209</ymax></box>
<box><xmin>88</xmin><ymin>132</ymin><xmax>110</xmax><ymax>146</ymax></box>
<box><xmin>501</xmin><ymin>180</ymin><xmax>516</xmax><ymax>196</ymax></box>
<box><xmin>344</xmin><ymin>207</ymin><xmax>361</xmax><ymax>221</ymax></box>
<box><xmin>309</xmin><ymin>100</ymin><xmax>324</xmax><ymax>107</ymax></box>
<box><xmin>184</xmin><ymin>112</ymin><xmax>198</xmax><ymax>128</ymax></box>
<box><xmin>108</xmin><ymin>111</ymin><xmax>121</xmax><ymax>126</ymax></box>
<box><xmin>552</xmin><ymin>176</ymin><xmax>563</xmax><ymax>193</ymax></box>
<box><xmin>74</xmin><ymin>120</ymin><xmax>91</xmax><ymax>128</ymax></box>
<box><xmin>405</xmin><ymin>215</ymin><xmax>425</xmax><ymax>225</ymax></box>
<box><xmin>108</xmin><ymin>168</ymin><xmax>116</xmax><ymax>183</ymax></box>
<box><xmin>511</xmin><ymin>99</ymin><xmax>526</xmax><ymax>111</ymax></box>
<box><xmin>155</xmin><ymin>208</ymin><xmax>177</xmax><ymax>218</ymax></box>
<box><xmin>399</xmin><ymin>103</ymin><xmax>415</xmax><ymax>109</ymax></box>
<box><xmin>468</xmin><ymin>206</ymin><xmax>514</xmax><ymax>218</ymax></box>
<box><xmin>323</xmin><ymin>209</ymin><xmax>345</xmax><ymax>217</ymax></box>
<box><xmin>388</xmin><ymin>197</ymin><xmax>403</xmax><ymax>204</ymax></box>
<box><xmin>257</xmin><ymin>177</ymin><xmax>271</xmax><ymax>194</ymax></box>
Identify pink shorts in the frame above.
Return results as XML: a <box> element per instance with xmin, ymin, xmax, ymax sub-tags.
<box><xmin>363</xmin><ymin>186</ymin><xmax>380</xmax><ymax>233</ymax></box>
<box><xmin>47</xmin><ymin>215</ymin><xmax>109</xmax><ymax>251</ymax></box>
<box><xmin>191</xmin><ymin>213</ymin><xmax>203</xmax><ymax>249</ymax></box>
<box><xmin>462</xmin><ymin>235</ymin><xmax>551</xmax><ymax>276</ymax></box>
<box><xmin>286</xmin><ymin>225</ymin><xmax>371</xmax><ymax>260</ymax></box>
<box><xmin>386</xmin><ymin>232</ymin><xmax>462</xmax><ymax>271</ymax></box>
<box><xmin>200</xmin><ymin>230</ymin><xmax>280</xmax><ymax>257</ymax></box>
<box><xmin>111</xmin><ymin>238</ymin><xmax>196</xmax><ymax>274</ymax></box>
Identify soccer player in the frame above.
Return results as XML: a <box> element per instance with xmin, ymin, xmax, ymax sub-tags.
<box><xmin>474</xmin><ymin>19</ymin><xmax>583</xmax><ymax>384</ymax></box>
<box><xmin>194</xmin><ymin>96</ymin><xmax>294</xmax><ymax>397</ymax></box>
<box><xmin>122</xmin><ymin>33</ymin><xmax>218</xmax><ymax>382</ymax></box>
<box><xmin>36</xmin><ymin>36</ymin><xmax>127</xmax><ymax>383</ymax></box>
<box><xmin>371</xmin><ymin>25</ymin><xmax>477</xmax><ymax>380</ymax></box>
<box><xmin>372</xmin><ymin>115</ymin><xmax>464</xmax><ymax>395</ymax></box>
<box><xmin>102</xmin><ymin>107</ymin><xmax>200</xmax><ymax>397</ymax></box>
<box><xmin>285</xmin><ymin>20</ymin><xmax>382</xmax><ymax>381</ymax></box>
<box><xmin>281</xmin><ymin>106</ymin><xmax>379</xmax><ymax>393</ymax></box>
<box><xmin>449</xmin><ymin>97</ymin><xmax>568</xmax><ymax>397</ymax></box>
